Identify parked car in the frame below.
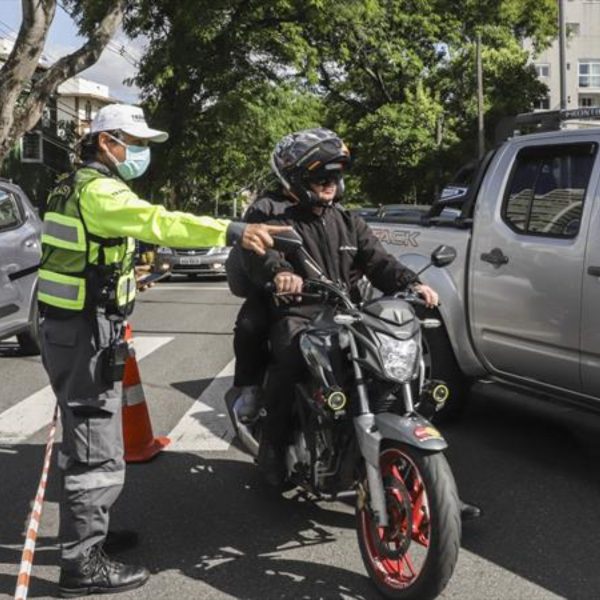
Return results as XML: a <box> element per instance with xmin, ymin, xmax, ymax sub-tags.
<box><xmin>155</xmin><ymin>245</ymin><xmax>231</xmax><ymax>279</ymax></box>
<box><xmin>365</xmin><ymin>108</ymin><xmax>600</xmax><ymax>419</ymax></box>
<box><xmin>0</xmin><ymin>179</ymin><xmax>42</xmax><ymax>354</ymax></box>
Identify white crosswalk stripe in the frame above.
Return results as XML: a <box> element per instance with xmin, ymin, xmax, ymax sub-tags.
<box><xmin>167</xmin><ymin>359</ymin><xmax>235</xmax><ymax>451</ymax></box>
<box><xmin>0</xmin><ymin>336</ymin><xmax>173</xmax><ymax>445</ymax></box>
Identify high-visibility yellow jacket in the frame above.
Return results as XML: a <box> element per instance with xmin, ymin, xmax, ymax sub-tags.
<box><xmin>38</xmin><ymin>163</ymin><xmax>240</xmax><ymax>313</ymax></box>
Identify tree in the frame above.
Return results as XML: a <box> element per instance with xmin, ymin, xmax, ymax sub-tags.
<box><xmin>126</xmin><ymin>0</ymin><xmax>557</xmax><ymax>207</ymax></box>
<box><xmin>0</xmin><ymin>0</ymin><xmax>125</xmax><ymax>165</ymax></box>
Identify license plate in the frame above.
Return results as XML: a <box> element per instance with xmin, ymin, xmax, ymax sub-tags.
<box><xmin>179</xmin><ymin>256</ymin><xmax>203</xmax><ymax>265</ymax></box>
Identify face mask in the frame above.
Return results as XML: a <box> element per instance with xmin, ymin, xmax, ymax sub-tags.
<box><xmin>106</xmin><ymin>134</ymin><xmax>151</xmax><ymax>180</ymax></box>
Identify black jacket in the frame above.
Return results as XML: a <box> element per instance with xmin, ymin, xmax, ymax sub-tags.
<box><xmin>225</xmin><ymin>192</ymin><xmax>292</xmax><ymax>297</ymax></box>
<box><xmin>245</xmin><ymin>202</ymin><xmax>418</xmax><ymax>313</ymax></box>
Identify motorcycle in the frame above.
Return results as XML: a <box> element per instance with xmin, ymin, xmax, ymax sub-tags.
<box><xmin>226</xmin><ymin>231</ymin><xmax>461</xmax><ymax>600</ymax></box>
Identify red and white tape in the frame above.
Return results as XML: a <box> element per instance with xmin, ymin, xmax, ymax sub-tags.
<box><xmin>14</xmin><ymin>404</ymin><xmax>58</xmax><ymax>600</ymax></box>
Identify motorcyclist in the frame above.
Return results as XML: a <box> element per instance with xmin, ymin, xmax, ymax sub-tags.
<box><xmin>243</xmin><ymin>128</ymin><xmax>438</xmax><ymax>481</ymax></box>
<box><xmin>226</xmin><ymin>191</ymin><xmax>293</xmax><ymax>420</ymax></box>
<box><xmin>239</xmin><ymin>128</ymin><xmax>481</xmax><ymax>520</ymax></box>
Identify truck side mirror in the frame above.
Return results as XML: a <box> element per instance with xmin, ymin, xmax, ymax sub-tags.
<box><xmin>431</xmin><ymin>245</ymin><xmax>457</xmax><ymax>267</ymax></box>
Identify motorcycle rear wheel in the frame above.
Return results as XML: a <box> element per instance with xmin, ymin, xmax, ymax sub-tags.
<box><xmin>356</xmin><ymin>442</ymin><xmax>461</xmax><ymax>600</ymax></box>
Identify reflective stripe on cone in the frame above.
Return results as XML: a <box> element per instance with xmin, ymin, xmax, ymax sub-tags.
<box><xmin>121</xmin><ymin>323</ymin><xmax>170</xmax><ymax>462</ymax></box>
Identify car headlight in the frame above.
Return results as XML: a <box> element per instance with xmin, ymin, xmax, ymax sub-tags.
<box><xmin>157</xmin><ymin>247</ymin><xmax>174</xmax><ymax>255</ymax></box>
<box><xmin>376</xmin><ymin>333</ymin><xmax>419</xmax><ymax>382</ymax></box>
<box><xmin>207</xmin><ymin>246</ymin><xmax>227</xmax><ymax>255</ymax></box>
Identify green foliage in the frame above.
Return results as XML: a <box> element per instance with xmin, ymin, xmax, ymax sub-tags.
<box><xmin>125</xmin><ymin>0</ymin><xmax>558</xmax><ymax>209</ymax></box>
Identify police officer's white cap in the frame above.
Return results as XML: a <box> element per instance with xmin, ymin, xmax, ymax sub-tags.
<box><xmin>91</xmin><ymin>104</ymin><xmax>169</xmax><ymax>143</ymax></box>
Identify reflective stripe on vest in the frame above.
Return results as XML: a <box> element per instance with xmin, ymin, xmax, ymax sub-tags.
<box><xmin>38</xmin><ymin>269</ymin><xmax>85</xmax><ymax>310</ymax></box>
<box><xmin>41</xmin><ymin>213</ymin><xmax>86</xmax><ymax>252</ymax></box>
<box><xmin>116</xmin><ymin>272</ymin><xmax>136</xmax><ymax>307</ymax></box>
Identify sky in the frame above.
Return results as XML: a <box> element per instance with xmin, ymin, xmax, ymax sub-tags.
<box><xmin>0</xmin><ymin>0</ymin><xmax>143</xmax><ymax>102</ymax></box>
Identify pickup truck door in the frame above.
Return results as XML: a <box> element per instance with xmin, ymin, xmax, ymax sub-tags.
<box><xmin>469</xmin><ymin>140</ymin><xmax>599</xmax><ymax>392</ymax></box>
<box><xmin>581</xmin><ymin>169</ymin><xmax>600</xmax><ymax>396</ymax></box>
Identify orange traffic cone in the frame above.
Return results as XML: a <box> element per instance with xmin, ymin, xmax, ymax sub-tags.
<box><xmin>121</xmin><ymin>323</ymin><xmax>170</xmax><ymax>462</ymax></box>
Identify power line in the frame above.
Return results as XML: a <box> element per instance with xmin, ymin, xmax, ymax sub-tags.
<box><xmin>55</xmin><ymin>1</ymin><xmax>142</xmax><ymax>68</ymax></box>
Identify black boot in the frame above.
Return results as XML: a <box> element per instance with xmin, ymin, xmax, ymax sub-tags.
<box><xmin>257</xmin><ymin>438</ymin><xmax>285</xmax><ymax>487</ymax></box>
<box><xmin>103</xmin><ymin>530</ymin><xmax>139</xmax><ymax>554</ymax></box>
<box><xmin>58</xmin><ymin>545</ymin><xmax>149</xmax><ymax>598</ymax></box>
<box><xmin>460</xmin><ymin>500</ymin><xmax>482</xmax><ymax>521</ymax></box>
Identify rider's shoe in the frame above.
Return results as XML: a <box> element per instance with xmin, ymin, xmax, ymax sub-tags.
<box><xmin>234</xmin><ymin>386</ymin><xmax>261</xmax><ymax>423</ymax></box>
<box><xmin>460</xmin><ymin>500</ymin><xmax>482</xmax><ymax>521</ymax></box>
<box><xmin>257</xmin><ymin>439</ymin><xmax>286</xmax><ymax>487</ymax></box>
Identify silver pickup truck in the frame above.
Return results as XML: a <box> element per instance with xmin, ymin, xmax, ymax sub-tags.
<box><xmin>366</xmin><ymin>109</ymin><xmax>600</xmax><ymax>418</ymax></box>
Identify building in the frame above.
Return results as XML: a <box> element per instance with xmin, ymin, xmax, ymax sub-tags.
<box><xmin>528</xmin><ymin>0</ymin><xmax>600</xmax><ymax>110</ymax></box>
<box><xmin>57</xmin><ymin>77</ymin><xmax>119</xmax><ymax>137</ymax></box>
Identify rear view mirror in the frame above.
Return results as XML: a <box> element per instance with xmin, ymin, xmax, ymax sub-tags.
<box><xmin>431</xmin><ymin>245</ymin><xmax>456</xmax><ymax>268</ymax></box>
<box><xmin>271</xmin><ymin>229</ymin><xmax>303</xmax><ymax>253</ymax></box>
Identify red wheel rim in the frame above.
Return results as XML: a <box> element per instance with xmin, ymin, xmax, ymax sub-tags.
<box><xmin>359</xmin><ymin>447</ymin><xmax>431</xmax><ymax>590</ymax></box>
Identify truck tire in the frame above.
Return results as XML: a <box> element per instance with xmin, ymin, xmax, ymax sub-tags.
<box><xmin>17</xmin><ymin>299</ymin><xmax>41</xmax><ymax>356</ymax></box>
<box><xmin>418</xmin><ymin>308</ymin><xmax>469</xmax><ymax>422</ymax></box>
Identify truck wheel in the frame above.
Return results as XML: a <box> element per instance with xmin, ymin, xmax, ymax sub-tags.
<box><xmin>17</xmin><ymin>299</ymin><xmax>41</xmax><ymax>356</ymax></box>
<box><xmin>419</xmin><ymin>309</ymin><xmax>469</xmax><ymax>422</ymax></box>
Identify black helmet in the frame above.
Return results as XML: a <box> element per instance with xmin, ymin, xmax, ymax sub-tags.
<box><xmin>270</xmin><ymin>128</ymin><xmax>350</xmax><ymax>206</ymax></box>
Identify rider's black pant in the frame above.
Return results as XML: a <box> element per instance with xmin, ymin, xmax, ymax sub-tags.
<box><xmin>233</xmin><ymin>294</ymin><xmax>271</xmax><ymax>387</ymax></box>
<box><xmin>261</xmin><ymin>314</ymin><xmax>312</xmax><ymax>447</ymax></box>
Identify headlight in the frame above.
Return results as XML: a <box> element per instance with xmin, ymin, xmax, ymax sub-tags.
<box><xmin>376</xmin><ymin>333</ymin><xmax>419</xmax><ymax>382</ymax></box>
<box><xmin>157</xmin><ymin>247</ymin><xmax>174</xmax><ymax>255</ymax></box>
<box><xmin>207</xmin><ymin>246</ymin><xmax>227</xmax><ymax>255</ymax></box>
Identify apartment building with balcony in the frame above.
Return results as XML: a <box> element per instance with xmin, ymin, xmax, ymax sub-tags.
<box><xmin>527</xmin><ymin>0</ymin><xmax>600</xmax><ymax>110</ymax></box>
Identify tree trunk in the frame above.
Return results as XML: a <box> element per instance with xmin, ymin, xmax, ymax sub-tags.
<box><xmin>0</xmin><ymin>0</ymin><xmax>125</xmax><ymax>166</ymax></box>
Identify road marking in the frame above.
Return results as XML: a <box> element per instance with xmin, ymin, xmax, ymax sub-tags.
<box><xmin>0</xmin><ymin>336</ymin><xmax>173</xmax><ymax>445</ymax></box>
<box><xmin>167</xmin><ymin>359</ymin><xmax>235</xmax><ymax>452</ymax></box>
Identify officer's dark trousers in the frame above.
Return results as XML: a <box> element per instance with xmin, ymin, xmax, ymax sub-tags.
<box><xmin>261</xmin><ymin>314</ymin><xmax>311</xmax><ymax>447</ymax></box>
<box><xmin>40</xmin><ymin>311</ymin><xmax>124</xmax><ymax>567</ymax></box>
<box><xmin>233</xmin><ymin>294</ymin><xmax>271</xmax><ymax>387</ymax></box>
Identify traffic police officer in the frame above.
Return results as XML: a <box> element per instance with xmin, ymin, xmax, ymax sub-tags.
<box><xmin>38</xmin><ymin>103</ymin><xmax>288</xmax><ymax>597</ymax></box>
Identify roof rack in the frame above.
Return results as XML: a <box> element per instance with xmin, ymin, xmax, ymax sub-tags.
<box><xmin>495</xmin><ymin>107</ymin><xmax>600</xmax><ymax>144</ymax></box>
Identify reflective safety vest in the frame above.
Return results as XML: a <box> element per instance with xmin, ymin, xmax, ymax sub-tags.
<box><xmin>38</xmin><ymin>167</ymin><xmax>136</xmax><ymax>315</ymax></box>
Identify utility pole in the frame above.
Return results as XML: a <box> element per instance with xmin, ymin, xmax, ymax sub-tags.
<box><xmin>476</xmin><ymin>31</ymin><xmax>485</xmax><ymax>160</ymax></box>
<box><xmin>558</xmin><ymin>0</ymin><xmax>567</xmax><ymax>109</ymax></box>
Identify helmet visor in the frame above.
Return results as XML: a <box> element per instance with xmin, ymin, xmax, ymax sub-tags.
<box><xmin>305</xmin><ymin>168</ymin><xmax>343</xmax><ymax>186</ymax></box>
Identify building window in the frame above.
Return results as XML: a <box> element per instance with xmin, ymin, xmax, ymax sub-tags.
<box><xmin>580</xmin><ymin>95</ymin><xmax>600</xmax><ymax>107</ymax></box>
<box><xmin>535</xmin><ymin>64</ymin><xmax>550</xmax><ymax>78</ymax></box>
<box><xmin>20</xmin><ymin>131</ymin><xmax>43</xmax><ymax>163</ymax></box>
<box><xmin>533</xmin><ymin>96</ymin><xmax>550</xmax><ymax>110</ymax></box>
<box><xmin>567</xmin><ymin>22</ymin><xmax>580</xmax><ymax>36</ymax></box>
<box><xmin>85</xmin><ymin>100</ymin><xmax>92</xmax><ymax>121</ymax></box>
<box><xmin>503</xmin><ymin>143</ymin><xmax>597</xmax><ymax>239</ymax></box>
<box><xmin>579</xmin><ymin>61</ymin><xmax>600</xmax><ymax>88</ymax></box>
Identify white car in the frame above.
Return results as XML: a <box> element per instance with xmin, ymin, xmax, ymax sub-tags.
<box><xmin>155</xmin><ymin>245</ymin><xmax>231</xmax><ymax>279</ymax></box>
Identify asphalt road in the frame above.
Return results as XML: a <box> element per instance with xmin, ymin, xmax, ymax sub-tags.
<box><xmin>1</xmin><ymin>279</ymin><xmax>599</xmax><ymax>600</ymax></box>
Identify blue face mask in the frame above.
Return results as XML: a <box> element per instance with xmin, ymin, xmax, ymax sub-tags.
<box><xmin>107</xmin><ymin>135</ymin><xmax>151</xmax><ymax>180</ymax></box>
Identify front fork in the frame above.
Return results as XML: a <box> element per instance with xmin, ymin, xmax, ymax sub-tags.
<box><xmin>348</xmin><ymin>331</ymin><xmax>390</xmax><ymax>527</ymax></box>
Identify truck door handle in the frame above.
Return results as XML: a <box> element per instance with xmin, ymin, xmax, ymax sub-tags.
<box><xmin>481</xmin><ymin>248</ymin><xmax>509</xmax><ymax>267</ymax></box>
<box><xmin>587</xmin><ymin>266</ymin><xmax>600</xmax><ymax>277</ymax></box>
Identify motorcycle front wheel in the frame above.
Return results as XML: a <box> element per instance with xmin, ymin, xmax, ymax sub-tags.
<box><xmin>356</xmin><ymin>442</ymin><xmax>461</xmax><ymax>600</ymax></box>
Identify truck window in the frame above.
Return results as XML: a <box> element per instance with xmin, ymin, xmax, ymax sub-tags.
<box><xmin>502</xmin><ymin>142</ymin><xmax>597</xmax><ymax>238</ymax></box>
